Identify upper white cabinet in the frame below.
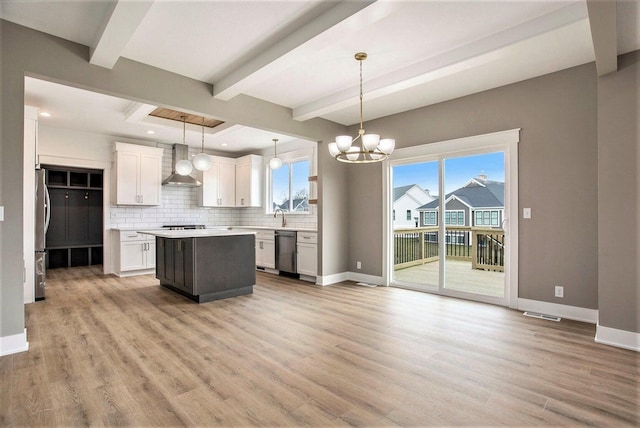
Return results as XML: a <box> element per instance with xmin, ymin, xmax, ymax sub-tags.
<box><xmin>113</xmin><ymin>142</ymin><xmax>163</xmax><ymax>206</ymax></box>
<box><xmin>198</xmin><ymin>154</ymin><xmax>263</xmax><ymax>208</ymax></box>
<box><xmin>198</xmin><ymin>156</ymin><xmax>236</xmax><ymax>207</ymax></box>
<box><xmin>236</xmin><ymin>154</ymin><xmax>262</xmax><ymax>207</ymax></box>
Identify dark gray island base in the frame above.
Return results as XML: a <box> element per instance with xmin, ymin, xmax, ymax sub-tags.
<box><xmin>153</xmin><ymin>233</ymin><xmax>256</xmax><ymax>303</ymax></box>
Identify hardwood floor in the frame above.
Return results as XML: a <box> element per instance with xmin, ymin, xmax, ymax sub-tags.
<box><xmin>1</xmin><ymin>266</ymin><xmax>638</xmax><ymax>426</ymax></box>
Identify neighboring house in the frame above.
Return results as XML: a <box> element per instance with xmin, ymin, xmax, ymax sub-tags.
<box><xmin>274</xmin><ymin>197</ymin><xmax>308</xmax><ymax>212</ymax></box>
<box><xmin>393</xmin><ymin>184</ymin><xmax>434</xmax><ymax>228</ymax></box>
<box><xmin>418</xmin><ymin>174</ymin><xmax>504</xmax><ymax>229</ymax></box>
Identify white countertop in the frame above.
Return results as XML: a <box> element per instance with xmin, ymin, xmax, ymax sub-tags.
<box><xmin>111</xmin><ymin>226</ymin><xmax>318</xmax><ymax>234</ymax></box>
<box><xmin>137</xmin><ymin>229</ymin><xmax>256</xmax><ymax>238</ymax></box>
<box><xmin>230</xmin><ymin>226</ymin><xmax>318</xmax><ymax>233</ymax></box>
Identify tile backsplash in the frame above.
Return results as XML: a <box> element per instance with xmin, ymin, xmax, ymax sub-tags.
<box><xmin>109</xmin><ymin>143</ymin><xmax>317</xmax><ymax>230</ymax></box>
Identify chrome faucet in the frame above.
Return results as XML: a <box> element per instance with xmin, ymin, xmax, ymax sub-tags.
<box><xmin>273</xmin><ymin>208</ymin><xmax>287</xmax><ymax>227</ymax></box>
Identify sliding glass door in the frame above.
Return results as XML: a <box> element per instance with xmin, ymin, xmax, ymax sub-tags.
<box><xmin>442</xmin><ymin>152</ymin><xmax>505</xmax><ymax>299</ymax></box>
<box><xmin>392</xmin><ymin>160</ymin><xmax>440</xmax><ymax>290</ymax></box>
<box><xmin>386</xmin><ymin>130</ymin><xmax>519</xmax><ymax>306</ymax></box>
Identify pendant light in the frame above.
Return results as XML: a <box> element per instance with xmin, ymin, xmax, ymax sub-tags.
<box><xmin>328</xmin><ymin>52</ymin><xmax>395</xmax><ymax>163</ymax></box>
<box><xmin>192</xmin><ymin>117</ymin><xmax>212</xmax><ymax>171</ymax></box>
<box><xmin>269</xmin><ymin>138</ymin><xmax>282</xmax><ymax>169</ymax></box>
<box><xmin>175</xmin><ymin>116</ymin><xmax>193</xmax><ymax>176</ymax></box>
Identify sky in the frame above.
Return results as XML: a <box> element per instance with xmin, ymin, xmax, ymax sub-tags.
<box><xmin>273</xmin><ymin>159</ymin><xmax>310</xmax><ymax>208</ymax></box>
<box><xmin>393</xmin><ymin>151</ymin><xmax>505</xmax><ymax>196</ymax></box>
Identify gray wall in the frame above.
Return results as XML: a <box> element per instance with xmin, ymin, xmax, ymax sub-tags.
<box><xmin>347</xmin><ymin>62</ymin><xmax>599</xmax><ymax>309</ymax></box>
<box><xmin>0</xmin><ymin>20</ymin><xmax>347</xmax><ymax>340</ymax></box>
<box><xmin>597</xmin><ymin>51</ymin><xmax>639</xmax><ymax>333</ymax></box>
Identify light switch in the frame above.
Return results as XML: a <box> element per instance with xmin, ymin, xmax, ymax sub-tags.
<box><xmin>0</xmin><ymin>206</ymin><xmax>4</xmax><ymax>221</ymax></box>
<box><xmin>523</xmin><ymin>208</ymin><xmax>531</xmax><ymax>219</ymax></box>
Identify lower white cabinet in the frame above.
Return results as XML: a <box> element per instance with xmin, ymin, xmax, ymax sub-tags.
<box><xmin>296</xmin><ymin>232</ymin><xmax>317</xmax><ymax>277</ymax></box>
<box><xmin>255</xmin><ymin>230</ymin><xmax>275</xmax><ymax>269</ymax></box>
<box><xmin>114</xmin><ymin>230</ymin><xmax>155</xmax><ymax>276</ymax></box>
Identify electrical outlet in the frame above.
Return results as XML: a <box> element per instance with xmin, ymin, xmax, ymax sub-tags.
<box><xmin>356</xmin><ymin>261</ymin><xmax>362</xmax><ymax>270</ymax></box>
<box><xmin>555</xmin><ymin>285</ymin><xmax>564</xmax><ymax>298</ymax></box>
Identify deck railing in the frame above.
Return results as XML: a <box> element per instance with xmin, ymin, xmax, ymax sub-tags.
<box><xmin>394</xmin><ymin>226</ymin><xmax>504</xmax><ymax>272</ymax></box>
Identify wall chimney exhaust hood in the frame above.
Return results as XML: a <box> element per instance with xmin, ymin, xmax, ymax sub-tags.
<box><xmin>162</xmin><ymin>144</ymin><xmax>202</xmax><ymax>187</ymax></box>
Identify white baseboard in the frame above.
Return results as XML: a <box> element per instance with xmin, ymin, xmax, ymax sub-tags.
<box><xmin>115</xmin><ymin>269</ymin><xmax>155</xmax><ymax>278</ymax></box>
<box><xmin>316</xmin><ymin>272</ymin><xmax>348</xmax><ymax>286</ymax></box>
<box><xmin>595</xmin><ymin>324</ymin><xmax>640</xmax><ymax>352</ymax></box>
<box><xmin>0</xmin><ymin>328</ymin><xmax>29</xmax><ymax>356</ymax></box>
<box><xmin>517</xmin><ymin>298</ymin><xmax>598</xmax><ymax>323</ymax></box>
<box><xmin>346</xmin><ymin>272</ymin><xmax>384</xmax><ymax>286</ymax></box>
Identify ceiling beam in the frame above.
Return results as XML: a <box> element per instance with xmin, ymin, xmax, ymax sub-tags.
<box><xmin>293</xmin><ymin>1</ymin><xmax>589</xmax><ymax>122</ymax></box>
<box><xmin>90</xmin><ymin>0</ymin><xmax>154</xmax><ymax>69</ymax></box>
<box><xmin>586</xmin><ymin>0</ymin><xmax>617</xmax><ymax>76</ymax></box>
<box><xmin>212</xmin><ymin>0</ymin><xmax>376</xmax><ymax>101</ymax></box>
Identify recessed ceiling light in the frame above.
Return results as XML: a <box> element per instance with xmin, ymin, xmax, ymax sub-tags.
<box><xmin>146</xmin><ymin>130</ymin><xmax>155</xmax><ymax>135</ymax></box>
<box><xmin>39</xmin><ymin>112</ymin><xmax>51</xmax><ymax>117</ymax></box>
<box><xmin>221</xmin><ymin>143</ymin><xmax>228</xmax><ymax>147</ymax></box>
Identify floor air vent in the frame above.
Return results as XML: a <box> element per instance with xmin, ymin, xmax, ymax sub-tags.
<box><xmin>356</xmin><ymin>282</ymin><xmax>377</xmax><ymax>287</ymax></box>
<box><xmin>523</xmin><ymin>311</ymin><xmax>561</xmax><ymax>322</ymax></box>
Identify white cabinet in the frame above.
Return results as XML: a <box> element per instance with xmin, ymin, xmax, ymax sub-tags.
<box><xmin>198</xmin><ymin>154</ymin><xmax>263</xmax><ymax>208</ymax></box>
<box><xmin>255</xmin><ymin>230</ymin><xmax>275</xmax><ymax>269</ymax></box>
<box><xmin>236</xmin><ymin>155</ymin><xmax>262</xmax><ymax>207</ymax></box>
<box><xmin>113</xmin><ymin>142</ymin><xmax>163</xmax><ymax>206</ymax></box>
<box><xmin>197</xmin><ymin>156</ymin><xmax>236</xmax><ymax>207</ymax></box>
<box><xmin>297</xmin><ymin>232</ymin><xmax>317</xmax><ymax>278</ymax></box>
<box><xmin>114</xmin><ymin>231</ymin><xmax>155</xmax><ymax>276</ymax></box>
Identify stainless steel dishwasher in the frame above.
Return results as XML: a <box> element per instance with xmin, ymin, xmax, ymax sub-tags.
<box><xmin>275</xmin><ymin>230</ymin><xmax>297</xmax><ymax>274</ymax></box>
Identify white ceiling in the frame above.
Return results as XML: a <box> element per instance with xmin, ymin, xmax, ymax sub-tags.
<box><xmin>4</xmin><ymin>0</ymin><xmax>640</xmax><ymax>153</ymax></box>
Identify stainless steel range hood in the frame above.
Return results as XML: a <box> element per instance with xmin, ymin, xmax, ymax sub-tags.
<box><xmin>162</xmin><ymin>144</ymin><xmax>202</xmax><ymax>187</ymax></box>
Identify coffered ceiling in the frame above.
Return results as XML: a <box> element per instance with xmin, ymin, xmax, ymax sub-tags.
<box><xmin>3</xmin><ymin>0</ymin><xmax>639</xmax><ymax>152</ymax></box>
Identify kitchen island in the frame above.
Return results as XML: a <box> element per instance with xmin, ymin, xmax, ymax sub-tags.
<box><xmin>139</xmin><ymin>229</ymin><xmax>255</xmax><ymax>303</ymax></box>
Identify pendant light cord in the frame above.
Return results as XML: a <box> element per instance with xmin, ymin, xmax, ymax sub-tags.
<box><xmin>182</xmin><ymin>115</ymin><xmax>186</xmax><ymax>144</ymax></box>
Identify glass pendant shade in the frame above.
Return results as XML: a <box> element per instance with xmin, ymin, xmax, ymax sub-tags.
<box><xmin>175</xmin><ymin>159</ymin><xmax>193</xmax><ymax>175</ymax></box>
<box><xmin>269</xmin><ymin>157</ymin><xmax>282</xmax><ymax>170</ymax></box>
<box><xmin>362</xmin><ymin>134</ymin><xmax>380</xmax><ymax>151</ymax></box>
<box><xmin>346</xmin><ymin>147</ymin><xmax>359</xmax><ymax>161</ymax></box>
<box><xmin>336</xmin><ymin>135</ymin><xmax>353</xmax><ymax>152</ymax></box>
<box><xmin>379</xmin><ymin>138</ymin><xmax>396</xmax><ymax>154</ymax></box>
<box><xmin>328</xmin><ymin>142</ymin><xmax>340</xmax><ymax>157</ymax></box>
<box><xmin>192</xmin><ymin>153</ymin><xmax>212</xmax><ymax>171</ymax></box>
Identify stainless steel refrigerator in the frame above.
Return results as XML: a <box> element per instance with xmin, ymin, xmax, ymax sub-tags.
<box><xmin>35</xmin><ymin>168</ymin><xmax>50</xmax><ymax>300</ymax></box>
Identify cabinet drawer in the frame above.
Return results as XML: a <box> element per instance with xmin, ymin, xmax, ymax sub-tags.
<box><xmin>297</xmin><ymin>232</ymin><xmax>317</xmax><ymax>244</ymax></box>
<box><xmin>256</xmin><ymin>230</ymin><xmax>275</xmax><ymax>241</ymax></box>
<box><xmin>119</xmin><ymin>231</ymin><xmax>147</xmax><ymax>242</ymax></box>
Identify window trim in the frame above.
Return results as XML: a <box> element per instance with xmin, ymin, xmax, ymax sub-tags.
<box><xmin>266</xmin><ymin>148</ymin><xmax>312</xmax><ymax>214</ymax></box>
<box><xmin>423</xmin><ymin>211</ymin><xmax>437</xmax><ymax>225</ymax></box>
<box><xmin>445</xmin><ymin>210</ymin><xmax>465</xmax><ymax>225</ymax></box>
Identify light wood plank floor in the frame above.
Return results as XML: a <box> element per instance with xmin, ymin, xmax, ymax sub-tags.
<box><xmin>1</xmin><ymin>266</ymin><xmax>638</xmax><ymax>427</ymax></box>
<box><xmin>394</xmin><ymin>259</ymin><xmax>505</xmax><ymax>297</ymax></box>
